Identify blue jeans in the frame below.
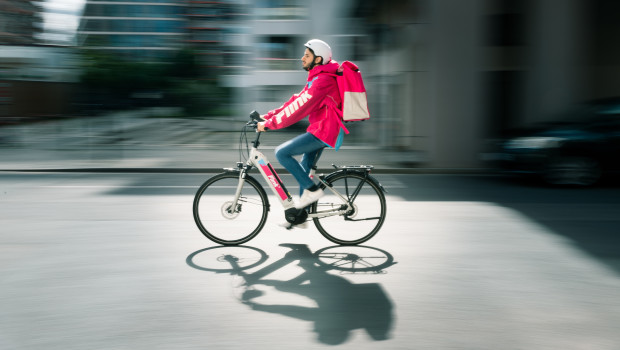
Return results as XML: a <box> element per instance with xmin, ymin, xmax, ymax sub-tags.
<box><xmin>275</xmin><ymin>132</ymin><xmax>325</xmax><ymax>196</ymax></box>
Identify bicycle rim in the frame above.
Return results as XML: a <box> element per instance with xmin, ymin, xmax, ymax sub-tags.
<box><xmin>193</xmin><ymin>173</ymin><xmax>268</xmax><ymax>245</ymax></box>
<box><xmin>312</xmin><ymin>173</ymin><xmax>386</xmax><ymax>245</ymax></box>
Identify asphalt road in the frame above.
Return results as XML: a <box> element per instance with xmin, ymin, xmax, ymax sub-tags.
<box><xmin>2</xmin><ymin>172</ymin><xmax>620</xmax><ymax>349</ymax></box>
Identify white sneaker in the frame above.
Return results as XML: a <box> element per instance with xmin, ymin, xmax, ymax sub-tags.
<box><xmin>295</xmin><ymin>188</ymin><xmax>324</xmax><ymax>209</ymax></box>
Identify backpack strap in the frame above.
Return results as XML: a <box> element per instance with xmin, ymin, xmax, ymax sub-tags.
<box><xmin>325</xmin><ymin>95</ymin><xmax>349</xmax><ymax>135</ymax></box>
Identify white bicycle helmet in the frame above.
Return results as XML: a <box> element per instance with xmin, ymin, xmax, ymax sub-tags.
<box><xmin>304</xmin><ymin>39</ymin><xmax>332</xmax><ymax>64</ymax></box>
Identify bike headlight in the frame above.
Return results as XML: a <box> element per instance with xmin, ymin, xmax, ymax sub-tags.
<box><xmin>504</xmin><ymin>137</ymin><xmax>564</xmax><ymax>149</ymax></box>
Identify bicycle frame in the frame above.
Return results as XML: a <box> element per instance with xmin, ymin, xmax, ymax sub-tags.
<box><xmin>248</xmin><ymin>146</ymin><xmax>296</xmax><ymax>209</ymax></box>
<box><xmin>228</xmin><ymin>129</ymin><xmax>353</xmax><ymax>220</ymax></box>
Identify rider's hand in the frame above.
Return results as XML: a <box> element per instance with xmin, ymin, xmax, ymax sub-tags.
<box><xmin>257</xmin><ymin>122</ymin><xmax>267</xmax><ymax>132</ymax></box>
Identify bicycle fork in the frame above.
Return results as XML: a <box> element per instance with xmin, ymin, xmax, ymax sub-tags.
<box><xmin>228</xmin><ymin>169</ymin><xmax>247</xmax><ymax>214</ymax></box>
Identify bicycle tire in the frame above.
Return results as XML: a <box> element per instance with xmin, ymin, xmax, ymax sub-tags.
<box><xmin>312</xmin><ymin>172</ymin><xmax>386</xmax><ymax>245</ymax></box>
<box><xmin>193</xmin><ymin>173</ymin><xmax>269</xmax><ymax>245</ymax></box>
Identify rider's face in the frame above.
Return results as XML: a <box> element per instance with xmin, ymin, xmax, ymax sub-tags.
<box><xmin>301</xmin><ymin>48</ymin><xmax>320</xmax><ymax>71</ymax></box>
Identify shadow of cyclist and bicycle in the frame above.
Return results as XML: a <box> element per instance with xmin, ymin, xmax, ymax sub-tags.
<box><xmin>186</xmin><ymin>244</ymin><xmax>396</xmax><ymax>345</ymax></box>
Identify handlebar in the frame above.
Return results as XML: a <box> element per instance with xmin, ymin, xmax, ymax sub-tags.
<box><xmin>246</xmin><ymin>110</ymin><xmax>268</xmax><ymax>131</ymax></box>
<box><xmin>250</xmin><ymin>110</ymin><xmax>261</xmax><ymax>122</ymax></box>
<box><xmin>241</xmin><ymin>110</ymin><xmax>266</xmax><ymax>150</ymax></box>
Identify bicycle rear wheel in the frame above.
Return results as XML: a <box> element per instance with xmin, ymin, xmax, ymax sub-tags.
<box><xmin>312</xmin><ymin>172</ymin><xmax>386</xmax><ymax>245</ymax></box>
<box><xmin>193</xmin><ymin>173</ymin><xmax>269</xmax><ymax>245</ymax></box>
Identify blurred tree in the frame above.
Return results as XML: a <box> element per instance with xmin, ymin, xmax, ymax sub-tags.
<box><xmin>80</xmin><ymin>49</ymin><xmax>166</xmax><ymax>104</ymax></box>
<box><xmin>78</xmin><ymin>48</ymin><xmax>231</xmax><ymax>116</ymax></box>
<box><xmin>167</xmin><ymin>49</ymin><xmax>202</xmax><ymax>79</ymax></box>
<box><xmin>165</xmin><ymin>49</ymin><xmax>231</xmax><ymax>117</ymax></box>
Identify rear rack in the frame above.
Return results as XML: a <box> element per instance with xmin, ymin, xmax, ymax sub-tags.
<box><xmin>332</xmin><ymin>164</ymin><xmax>374</xmax><ymax>171</ymax></box>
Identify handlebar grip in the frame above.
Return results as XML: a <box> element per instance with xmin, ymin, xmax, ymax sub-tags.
<box><xmin>249</xmin><ymin>110</ymin><xmax>261</xmax><ymax>121</ymax></box>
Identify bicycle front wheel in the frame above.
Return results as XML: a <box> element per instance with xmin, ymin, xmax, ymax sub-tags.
<box><xmin>312</xmin><ymin>172</ymin><xmax>386</xmax><ymax>245</ymax></box>
<box><xmin>193</xmin><ymin>173</ymin><xmax>269</xmax><ymax>245</ymax></box>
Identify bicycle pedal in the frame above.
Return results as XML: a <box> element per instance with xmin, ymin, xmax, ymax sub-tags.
<box><xmin>279</xmin><ymin>222</ymin><xmax>295</xmax><ymax>230</ymax></box>
<box><xmin>279</xmin><ymin>221</ymin><xmax>307</xmax><ymax>230</ymax></box>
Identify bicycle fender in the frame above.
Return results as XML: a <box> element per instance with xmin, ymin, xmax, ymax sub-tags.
<box><xmin>369</xmin><ymin>175</ymin><xmax>388</xmax><ymax>193</ymax></box>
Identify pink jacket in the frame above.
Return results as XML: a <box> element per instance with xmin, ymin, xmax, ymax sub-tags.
<box><xmin>263</xmin><ymin>61</ymin><xmax>347</xmax><ymax>148</ymax></box>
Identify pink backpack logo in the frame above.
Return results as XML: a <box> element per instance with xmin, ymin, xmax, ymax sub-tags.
<box><xmin>335</xmin><ymin>61</ymin><xmax>370</xmax><ymax>122</ymax></box>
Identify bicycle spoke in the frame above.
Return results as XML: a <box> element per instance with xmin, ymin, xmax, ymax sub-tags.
<box><xmin>238</xmin><ymin>196</ymin><xmax>264</xmax><ymax>206</ymax></box>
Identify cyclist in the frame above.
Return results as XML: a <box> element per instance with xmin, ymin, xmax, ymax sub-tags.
<box><xmin>257</xmin><ymin>39</ymin><xmax>347</xmax><ymax>216</ymax></box>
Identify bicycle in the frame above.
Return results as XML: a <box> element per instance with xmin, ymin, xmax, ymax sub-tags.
<box><xmin>193</xmin><ymin>111</ymin><xmax>387</xmax><ymax>246</ymax></box>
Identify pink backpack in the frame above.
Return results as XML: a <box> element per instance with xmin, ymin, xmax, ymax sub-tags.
<box><xmin>334</xmin><ymin>61</ymin><xmax>370</xmax><ymax>122</ymax></box>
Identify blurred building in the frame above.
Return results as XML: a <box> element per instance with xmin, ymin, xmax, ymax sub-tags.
<box><xmin>0</xmin><ymin>0</ymin><xmax>41</xmax><ymax>45</ymax></box>
<box><xmin>7</xmin><ymin>0</ymin><xmax>617</xmax><ymax>170</ymax></box>
<box><xmin>226</xmin><ymin>0</ymin><xmax>620</xmax><ymax>169</ymax></box>
<box><xmin>348</xmin><ymin>0</ymin><xmax>620</xmax><ymax>168</ymax></box>
<box><xmin>76</xmin><ymin>0</ymin><xmax>245</xmax><ymax>71</ymax></box>
<box><xmin>221</xmin><ymin>1</ymin><xmax>363</xmax><ymax>127</ymax></box>
<box><xmin>74</xmin><ymin>0</ymin><xmax>246</xmax><ymax>113</ymax></box>
<box><xmin>0</xmin><ymin>0</ymin><xmax>77</xmax><ymax>119</ymax></box>
<box><xmin>76</xmin><ymin>0</ymin><xmax>187</xmax><ymax>61</ymax></box>
<box><xmin>184</xmin><ymin>0</ymin><xmax>246</xmax><ymax>78</ymax></box>
<box><xmin>0</xmin><ymin>46</ymin><xmax>80</xmax><ymax>119</ymax></box>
